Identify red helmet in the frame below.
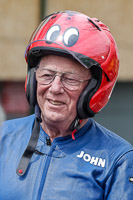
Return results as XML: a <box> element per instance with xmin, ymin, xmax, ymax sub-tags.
<box><xmin>25</xmin><ymin>10</ymin><xmax>119</xmax><ymax>119</ymax></box>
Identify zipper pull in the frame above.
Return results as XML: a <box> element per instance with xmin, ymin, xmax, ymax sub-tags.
<box><xmin>46</xmin><ymin>137</ymin><xmax>51</xmax><ymax>146</ymax></box>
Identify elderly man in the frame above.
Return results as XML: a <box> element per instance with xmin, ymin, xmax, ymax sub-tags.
<box><xmin>0</xmin><ymin>10</ymin><xmax>133</xmax><ymax>200</ymax></box>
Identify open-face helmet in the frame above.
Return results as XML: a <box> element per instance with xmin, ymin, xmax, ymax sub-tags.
<box><xmin>25</xmin><ymin>10</ymin><xmax>119</xmax><ymax>119</ymax></box>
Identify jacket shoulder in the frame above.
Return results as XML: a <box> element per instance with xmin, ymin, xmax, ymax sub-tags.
<box><xmin>92</xmin><ymin>119</ymin><xmax>133</xmax><ymax>149</ymax></box>
<box><xmin>0</xmin><ymin>114</ymin><xmax>35</xmax><ymax>138</ymax></box>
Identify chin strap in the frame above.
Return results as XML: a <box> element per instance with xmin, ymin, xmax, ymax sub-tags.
<box><xmin>69</xmin><ymin>116</ymin><xmax>83</xmax><ymax>140</ymax></box>
<box><xmin>16</xmin><ymin>104</ymin><xmax>41</xmax><ymax>176</ymax></box>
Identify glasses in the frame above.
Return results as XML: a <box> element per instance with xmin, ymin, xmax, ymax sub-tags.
<box><xmin>36</xmin><ymin>68</ymin><xmax>91</xmax><ymax>90</ymax></box>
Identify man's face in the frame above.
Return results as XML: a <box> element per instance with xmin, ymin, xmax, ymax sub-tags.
<box><xmin>36</xmin><ymin>55</ymin><xmax>91</xmax><ymax>127</ymax></box>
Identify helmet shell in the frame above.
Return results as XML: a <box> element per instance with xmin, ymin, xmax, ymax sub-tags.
<box><xmin>25</xmin><ymin>10</ymin><xmax>119</xmax><ymax>118</ymax></box>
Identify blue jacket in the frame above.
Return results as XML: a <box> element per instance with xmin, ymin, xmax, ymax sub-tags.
<box><xmin>0</xmin><ymin>114</ymin><xmax>133</xmax><ymax>200</ymax></box>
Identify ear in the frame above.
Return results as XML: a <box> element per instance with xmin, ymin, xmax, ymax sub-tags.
<box><xmin>77</xmin><ymin>77</ymin><xmax>98</xmax><ymax>119</ymax></box>
<box><xmin>26</xmin><ymin>67</ymin><xmax>37</xmax><ymax>107</ymax></box>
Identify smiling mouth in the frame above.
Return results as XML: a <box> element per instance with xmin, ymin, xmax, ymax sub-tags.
<box><xmin>48</xmin><ymin>99</ymin><xmax>65</xmax><ymax>106</ymax></box>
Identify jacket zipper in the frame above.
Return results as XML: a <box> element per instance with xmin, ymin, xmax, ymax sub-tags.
<box><xmin>37</xmin><ymin>142</ymin><xmax>56</xmax><ymax>200</ymax></box>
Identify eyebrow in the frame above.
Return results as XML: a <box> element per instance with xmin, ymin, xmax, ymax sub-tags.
<box><xmin>38</xmin><ymin>67</ymin><xmax>92</xmax><ymax>79</ymax></box>
<box><xmin>38</xmin><ymin>68</ymin><xmax>78</xmax><ymax>75</ymax></box>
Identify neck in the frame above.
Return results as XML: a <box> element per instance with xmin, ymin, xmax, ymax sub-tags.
<box><xmin>41</xmin><ymin>119</ymin><xmax>72</xmax><ymax>142</ymax></box>
<box><xmin>40</xmin><ymin>116</ymin><xmax>88</xmax><ymax>142</ymax></box>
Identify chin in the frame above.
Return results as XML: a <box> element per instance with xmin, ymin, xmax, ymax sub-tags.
<box><xmin>43</xmin><ymin>111</ymin><xmax>66</xmax><ymax>123</ymax></box>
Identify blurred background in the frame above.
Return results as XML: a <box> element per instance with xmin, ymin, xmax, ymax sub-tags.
<box><xmin>0</xmin><ymin>0</ymin><xmax>133</xmax><ymax>144</ymax></box>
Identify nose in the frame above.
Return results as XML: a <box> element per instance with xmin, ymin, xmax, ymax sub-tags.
<box><xmin>49</xmin><ymin>75</ymin><xmax>64</xmax><ymax>94</ymax></box>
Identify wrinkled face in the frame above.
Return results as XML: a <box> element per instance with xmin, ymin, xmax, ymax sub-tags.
<box><xmin>36</xmin><ymin>55</ymin><xmax>91</xmax><ymax>127</ymax></box>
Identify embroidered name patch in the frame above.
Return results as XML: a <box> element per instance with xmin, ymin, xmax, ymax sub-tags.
<box><xmin>77</xmin><ymin>151</ymin><xmax>106</xmax><ymax>168</ymax></box>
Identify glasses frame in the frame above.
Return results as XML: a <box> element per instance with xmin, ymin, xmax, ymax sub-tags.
<box><xmin>35</xmin><ymin>68</ymin><xmax>91</xmax><ymax>91</ymax></box>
